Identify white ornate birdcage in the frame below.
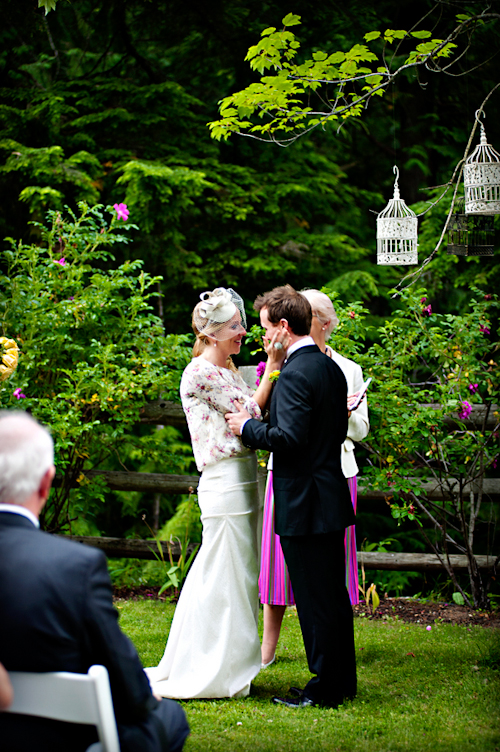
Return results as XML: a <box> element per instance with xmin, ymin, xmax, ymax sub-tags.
<box><xmin>376</xmin><ymin>166</ymin><xmax>418</xmax><ymax>265</ymax></box>
<box><xmin>446</xmin><ymin>199</ymin><xmax>494</xmax><ymax>257</ymax></box>
<box><xmin>464</xmin><ymin>111</ymin><xmax>500</xmax><ymax>215</ymax></box>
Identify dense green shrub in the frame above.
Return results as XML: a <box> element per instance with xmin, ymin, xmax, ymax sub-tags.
<box><xmin>0</xmin><ymin>203</ymin><xmax>193</xmax><ymax>532</ymax></box>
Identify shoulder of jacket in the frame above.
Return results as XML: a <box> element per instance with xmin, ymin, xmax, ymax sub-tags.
<box><xmin>40</xmin><ymin>531</ymin><xmax>105</xmax><ymax>565</ymax></box>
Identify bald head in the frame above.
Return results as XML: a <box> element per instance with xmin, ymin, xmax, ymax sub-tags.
<box><xmin>0</xmin><ymin>411</ymin><xmax>54</xmax><ymax>509</ymax></box>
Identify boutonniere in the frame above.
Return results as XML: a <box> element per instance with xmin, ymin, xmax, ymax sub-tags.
<box><xmin>269</xmin><ymin>370</ymin><xmax>280</xmax><ymax>383</ymax></box>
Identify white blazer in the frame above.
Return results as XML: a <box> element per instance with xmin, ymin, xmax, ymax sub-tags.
<box><xmin>327</xmin><ymin>348</ymin><xmax>369</xmax><ymax>479</ymax></box>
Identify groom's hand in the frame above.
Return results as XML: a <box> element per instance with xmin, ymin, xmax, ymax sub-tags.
<box><xmin>225</xmin><ymin>401</ymin><xmax>251</xmax><ymax>436</ymax></box>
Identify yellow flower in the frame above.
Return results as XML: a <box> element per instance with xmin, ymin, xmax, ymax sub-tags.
<box><xmin>269</xmin><ymin>370</ymin><xmax>280</xmax><ymax>383</ymax></box>
<box><xmin>0</xmin><ymin>337</ymin><xmax>19</xmax><ymax>381</ymax></box>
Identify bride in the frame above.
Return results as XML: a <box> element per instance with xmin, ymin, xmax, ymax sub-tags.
<box><xmin>146</xmin><ymin>287</ymin><xmax>287</xmax><ymax>699</ymax></box>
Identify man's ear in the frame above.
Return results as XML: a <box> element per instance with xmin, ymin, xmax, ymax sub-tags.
<box><xmin>39</xmin><ymin>465</ymin><xmax>56</xmax><ymax>503</ymax></box>
<box><xmin>280</xmin><ymin>318</ymin><xmax>291</xmax><ymax>333</ymax></box>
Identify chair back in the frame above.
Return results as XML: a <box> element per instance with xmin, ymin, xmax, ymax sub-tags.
<box><xmin>7</xmin><ymin>665</ymin><xmax>120</xmax><ymax>752</ymax></box>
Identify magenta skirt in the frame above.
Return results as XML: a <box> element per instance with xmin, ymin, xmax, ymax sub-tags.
<box><xmin>258</xmin><ymin>471</ymin><xmax>359</xmax><ymax>606</ymax></box>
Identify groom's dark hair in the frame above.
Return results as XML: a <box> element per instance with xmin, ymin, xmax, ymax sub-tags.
<box><xmin>254</xmin><ymin>284</ymin><xmax>312</xmax><ymax>336</ymax></box>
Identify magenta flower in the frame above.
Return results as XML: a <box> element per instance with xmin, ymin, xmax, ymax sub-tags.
<box><xmin>426</xmin><ymin>626</ymin><xmax>432</xmax><ymax>632</ymax></box>
<box><xmin>458</xmin><ymin>401</ymin><xmax>472</xmax><ymax>420</ymax></box>
<box><xmin>484</xmin><ymin>294</ymin><xmax>492</xmax><ymax>300</ymax></box>
<box><xmin>479</xmin><ymin>324</ymin><xmax>491</xmax><ymax>335</ymax></box>
<box><xmin>54</xmin><ymin>257</ymin><xmax>66</xmax><ymax>266</ymax></box>
<box><xmin>13</xmin><ymin>388</ymin><xmax>26</xmax><ymax>399</ymax></box>
<box><xmin>255</xmin><ymin>360</ymin><xmax>266</xmax><ymax>386</ymax></box>
<box><xmin>492</xmin><ymin>457</ymin><xmax>498</xmax><ymax>469</ymax></box>
<box><xmin>422</xmin><ymin>304</ymin><xmax>432</xmax><ymax>316</ymax></box>
<box><xmin>113</xmin><ymin>203</ymin><xmax>129</xmax><ymax>221</ymax></box>
<box><xmin>420</xmin><ymin>297</ymin><xmax>427</xmax><ymax>304</ymax></box>
<box><xmin>468</xmin><ymin>383</ymin><xmax>478</xmax><ymax>394</ymax></box>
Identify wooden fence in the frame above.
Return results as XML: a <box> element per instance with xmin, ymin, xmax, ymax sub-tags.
<box><xmin>63</xmin><ymin>389</ymin><xmax>499</xmax><ymax>575</ymax></box>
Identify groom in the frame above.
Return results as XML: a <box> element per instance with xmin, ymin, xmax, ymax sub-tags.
<box><xmin>226</xmin><ymin>285</ymin><xmax>357</xmax><ymax>709</ymax></box>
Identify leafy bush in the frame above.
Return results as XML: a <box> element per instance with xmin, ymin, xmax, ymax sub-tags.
<box><xmin>0</xmin><ymin>203</ymin><xmax>192</xmax><ymax>532</ymax></box>
<box><xmin>326</xmin><ymin>285</ymin><xmax>499</xmax><ymax>609</ymax></box>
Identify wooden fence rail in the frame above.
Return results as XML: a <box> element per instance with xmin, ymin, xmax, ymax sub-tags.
<box><xmin>140</xmin><ymin>398</ymin><xmax>499</xmax><ymax>430</ymax></box>
<box><xmin>60</xmin><ymin>395</ymin><xmax>497</xmax><ymax>576</ymax></box>
<box><xmin>58</xmin><ymin>535</ymin><xmax>498</xmax><ymax>572</ymax></box>
<box><xmin>79</xmin><ymin>469</ymin><xmax>500</xmax><ymax>500</ymax></box>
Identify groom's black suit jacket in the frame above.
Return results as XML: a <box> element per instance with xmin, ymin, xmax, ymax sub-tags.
<box><xmin>0</xmin><ymin>511</ymin><xmax>172</xmax><ymax>752</ymax></box>
<box><xmin>242</xmin><ymin>343</ymin><xmax>354</xmax><ymax>535</ymax></box>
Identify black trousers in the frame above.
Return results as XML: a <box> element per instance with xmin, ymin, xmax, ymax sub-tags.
<box><xmin>119</xmin><ymin>699</ymin><xmax>190</xmax><ymax>752</ymax></box>
<box><xmin>280</xmin><ymin>530</ymin><xmax>357</xmax><ymax>707</ymax></box>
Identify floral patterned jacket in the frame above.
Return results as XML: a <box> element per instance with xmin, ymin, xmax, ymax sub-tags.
<box><xmin>180</xmin><ymin>357</ymin><xmax>262</xmax><ymax>471</ymax></box>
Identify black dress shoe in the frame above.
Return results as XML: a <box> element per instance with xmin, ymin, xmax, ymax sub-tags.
<box><xmin>273</xmin><ymin>695</ymin><xmax>316</xmax><ymax>708</ymax></box>
<box><xmin>289</xmin><ymin>686</ymin><xmax>304</xmax><ymax>697</ymax></box>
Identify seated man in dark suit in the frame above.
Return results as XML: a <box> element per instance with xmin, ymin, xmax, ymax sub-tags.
<box><xmin>0</xmin><ymin>411</ymin><xmax>189</xmax><ymax>752</ymax></box>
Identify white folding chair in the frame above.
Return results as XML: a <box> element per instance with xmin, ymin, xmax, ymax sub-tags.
<box><xmin>6</xmin><ymin>664</ymin><xmax>120</xmax><ymax>752</ymax></box>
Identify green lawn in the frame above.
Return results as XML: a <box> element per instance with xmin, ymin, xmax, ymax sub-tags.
<box><xmin>117</xmin><ymin>599</ymin><xmax>500</xmax><ymax>752</ymax></box>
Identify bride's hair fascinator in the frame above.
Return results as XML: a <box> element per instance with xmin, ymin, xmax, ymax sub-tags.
<box><xmin>193</xmin><ymin>288</ymin><xmax>246</xmax><ymax>340</ymax></box>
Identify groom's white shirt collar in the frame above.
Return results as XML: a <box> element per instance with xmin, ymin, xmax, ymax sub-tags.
<box><xmin>0</xmin><ymin>504</ymin><xmax>39</xmax><ymax>528</ymax></box>
<box><xmin>285</xmin><ymin>335</ymin><xmax>315</xmax><ymax>360</ymax></box>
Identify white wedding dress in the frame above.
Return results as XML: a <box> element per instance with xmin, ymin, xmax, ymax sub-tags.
<box><xmin>145</xmin><ymin>359</ymin><xmax>262</xmax><ymax>699</ymax></box>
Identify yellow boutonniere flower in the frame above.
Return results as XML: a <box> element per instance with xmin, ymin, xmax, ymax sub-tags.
<box><xmin>269</xmin><ymin>370</ymin><xmax>280</xmax><ymax>383</ymax></box>
<box><xmin>0</xmin><ymin>337</ymin><xmax>19</xmax><ymax>381</ymax></box>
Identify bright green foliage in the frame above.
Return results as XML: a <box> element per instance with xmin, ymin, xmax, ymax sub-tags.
<box><xmin>209</xmin><ymin>14</ymin><xmax>458</xmax><ymax>142</ymax></box>
<box><xmin>327</xmin><ymin>285</ymin><xmax>499</xmax><ymax>609</ymax></box>
<box><xmin>0</xmin><ymin>203</ymin><xmax>192</xmax><ymax>532</ymax></box>
<box><xmin>38</xmin><ymin>0</ymin><xmax>58</xmax><ymax>15</ymax></box>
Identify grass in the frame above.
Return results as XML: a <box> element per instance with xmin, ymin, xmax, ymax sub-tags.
<box><xmin>117</xmin><ymin>598</ymin><xmax>500</xmax><ymax>752</ymax></box>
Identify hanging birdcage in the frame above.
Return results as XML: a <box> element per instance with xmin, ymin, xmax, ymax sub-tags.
<box><xmin>376</xmin><ymin>166</ymin><xmax>418</xmax><ymax>265</ymax></box>
<box><xmin>446</xmin><ymin>199</ymin><xmax>494</xmax><ymax>256</ymax></box>
<box><xmin>464</xmin><ymin>111</ymin><xmax>500</xmax><ymax>215</ymax></box>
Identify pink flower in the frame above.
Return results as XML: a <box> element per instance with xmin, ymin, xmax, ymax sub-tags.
<box><xmin>113</xmin><ymin>203</ymin><xmax>129</xmax><ymax>221</ymax></box>
<box><xmin>493</xmin><ymin>457</ymin><xmax>498</xmax><ymax>470</ymax></box>
<box><xmin>349</xmin><ymin>311</ymin><xmax>356</xmax><ymax>319</ymax></box>
<box><xmin>422</xmin><ymin>304</ymin><xmax>432</xmax><ymax>316</ymax></box>
<box><xmin>426</xmin><ymin>626</ymin><xmax>432</xmax><ymax>632</ymax></box>
<box><xmin>420</xmin><ymin>297</ymin><xmax>427</xmax><ymax>304</ymax></box>
<box><xmin>484</xmin><ymin>294</ymin><xmax>492</xmax><ymax>300</ymax></box>
<box><xmin>468</xmin><ymin>383</ymin><xmax>478</xmax><ymax>394</ymax></box>
<box><xmin>255</xmin><ymin>360</ymin><xmax>266</xmax><ymax>386</ymax></box>
<box><xmin>458</xmin><ymin>401</ymin><xmax>472</xmax><ymax>420</ymax></box>
<box><xmin>13</xmin><ymin>388</ymin><xmax>26</xmax><ymax>399</ymax></box>
<box><xmin>479</xmin><ymin>324</ymin><xmax>490</xmax><ymax>335</ymax></box>
<box><xmin>54</xmin><ymin>257</ymin><xmax>66</xmax><ymax>266</ymax></box>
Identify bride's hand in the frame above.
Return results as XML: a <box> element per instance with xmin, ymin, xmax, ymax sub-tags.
<box><xmin>265</xmin><ymin>328</ymin><xmax>289</xmax><ymax>369</ymax></box>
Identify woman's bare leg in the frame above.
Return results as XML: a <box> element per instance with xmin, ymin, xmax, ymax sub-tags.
<box><xmin>261</xmin><ymin>604</ymin><xmax>286</xmax><ymax>665</ymax></box>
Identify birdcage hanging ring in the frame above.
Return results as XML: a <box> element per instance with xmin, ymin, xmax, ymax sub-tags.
<box><xmin>464</xmin><ymin>110</ymin><xmax>500</xmax><ymax>215</ymax></box>
<box><xmin>376</xmin><ymin>166</ymin><xmax>418</xmax><ymax>265</ymax></box>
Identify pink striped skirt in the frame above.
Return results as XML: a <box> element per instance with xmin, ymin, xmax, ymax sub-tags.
<box><xmin>258</xmin><ymin>471</ymin><xmax>359</xmax><ymax>606</ymax></box>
